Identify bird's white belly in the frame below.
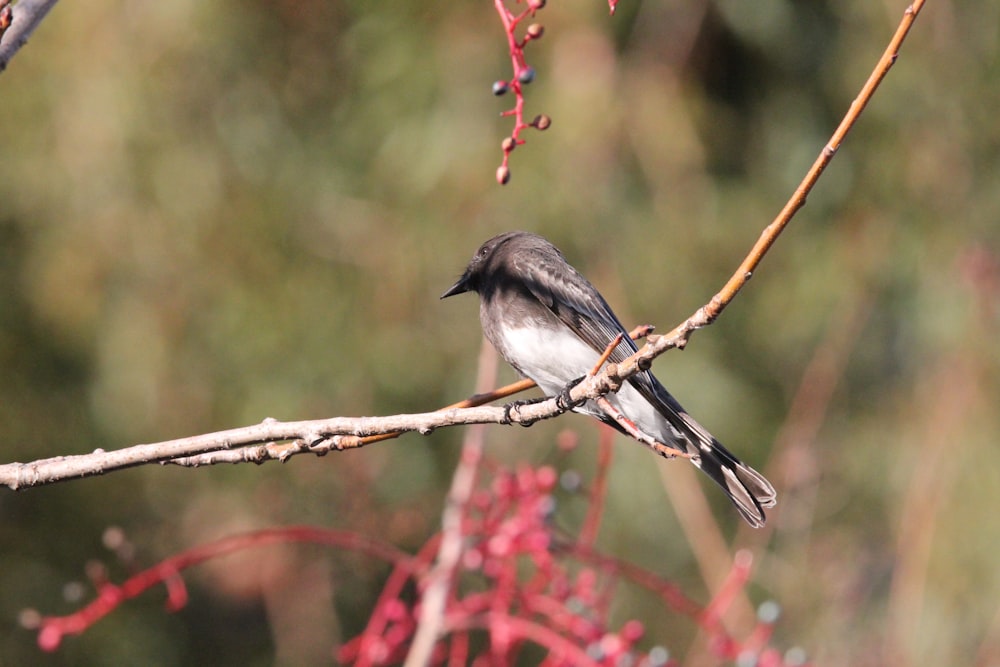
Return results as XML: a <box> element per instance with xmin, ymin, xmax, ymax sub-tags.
<box><xmin>497</xmin><ymin>326</ymin><xmax>601</xmax><ymax>395</ymax></box>
<box><xmin>496</xmin><ymin>325</ymin><xmax>675</xmax><ymax>443</ymax></box>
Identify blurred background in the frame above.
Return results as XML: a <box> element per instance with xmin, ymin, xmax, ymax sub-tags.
<box><xmin>1</xmin><ymin>0</ymin><xmax>998</xmax><ymax>665</ymax></box>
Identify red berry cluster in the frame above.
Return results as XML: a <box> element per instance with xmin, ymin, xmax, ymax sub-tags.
<box><xmin>492</xmin><ymin>0</ymin><xmax>552</xmax><ymax>185</ymax></box>
<box><xmin>339</xmin><ymin>463</ymin><xmax>673</xmax><ymax>666</ymax></box>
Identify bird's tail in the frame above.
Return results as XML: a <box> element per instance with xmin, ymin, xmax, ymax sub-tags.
<box><xmin>686</xmin><ymin>432</ymin><xmax>776</xmax><ymax>528</ymax></box>
<box><xmin>646</xmin><ymin>383</ymin><xmax>777</xmax><ymax>528</ymax></box>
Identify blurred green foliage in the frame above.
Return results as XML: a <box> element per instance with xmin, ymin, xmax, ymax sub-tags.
<box><xmin>1</xmin><ymin>0</ymin><xmax>998</xmax><ymax>665</ymax></box>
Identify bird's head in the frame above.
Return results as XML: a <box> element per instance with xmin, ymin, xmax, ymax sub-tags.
<box><xmin>441</xmin><ymin>231</ymin><xmax>538</xmax><ymax>299</ymax></box>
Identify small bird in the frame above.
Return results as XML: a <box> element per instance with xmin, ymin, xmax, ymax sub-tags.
<box><xmin>442</xmin><ymin>231</ymin><xmax>776</xmax><ymax>527</ymax></box>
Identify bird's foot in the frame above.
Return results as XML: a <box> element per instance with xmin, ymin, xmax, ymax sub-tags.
<box><xmin>502</xmin><ymin>397</ymin><xmax>546</xmax><ymax>427</ymax></box>
<box><xmin>502</xmin><ymin>376</ymin><xmax>586</xmax><ymax>426</ymax></box>
<box><xmin>555</xmin><ymin>375</ymin><xmax>587</xmax><ymax>413</ymax></box>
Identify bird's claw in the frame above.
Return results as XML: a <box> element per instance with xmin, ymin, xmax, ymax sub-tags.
<box><xmin>555</xmin><ymin>375</ymin><xmax>586</xmax><ymax>413</ymax></box>
<box><xmin>502</xmin><ymin>375</ymin><xmax>585</xmax><ymax>426</ymax></box>
<box><xmin>502</xmin><ymin>399</ymin><xmax>542</xmax><ymax>427</ymax></box>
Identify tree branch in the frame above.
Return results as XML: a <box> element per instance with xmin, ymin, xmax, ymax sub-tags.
<box><xmin>0</xmin><ymin>0</ymin><xmax>60</xmax><ymax>73</ymax></box>
<box><xmin>0</xmin><ymin>333</ymin><xmax>655</xmax><ymax>490</ymax></box>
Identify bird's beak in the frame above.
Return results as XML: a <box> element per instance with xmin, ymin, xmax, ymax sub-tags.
<box><xmin>440</xmin><ymin>273</ymin><xmax>470</xmax><ymax>299</ymax></box>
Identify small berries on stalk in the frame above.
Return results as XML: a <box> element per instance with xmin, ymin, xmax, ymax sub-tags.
<box><xmin>531</xmin><ymin>114</ymin><xmax>552</xmax><ymax>130</ymax></box>
<box><xmin>496</xmin><ymin>165</ymin><xmax>511</xmax><ymax>185</ymax></box>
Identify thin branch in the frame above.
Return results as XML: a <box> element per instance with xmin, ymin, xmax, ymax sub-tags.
<box><xmin>0</xmin><ymin>404</ymin><xmax>520</xmax><ymax>488</ymax></box>
<box><xmin>0</xmin><ymin>0</ymin><xmax>60</xmax><ymax>73</ymax></box>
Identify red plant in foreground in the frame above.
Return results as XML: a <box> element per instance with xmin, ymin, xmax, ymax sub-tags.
<box><xmin>24</xmin><ymin>437</ymin><xmax>807</xmax><ymax>665</ymax></box>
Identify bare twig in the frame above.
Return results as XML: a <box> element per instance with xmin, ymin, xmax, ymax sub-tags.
<box><xmin>0</xmin><ymin>0</ymin><xmax>60</xmax><ymax>73</ymax></box>
<box><xmin>590</xmin><ymin>333</ymin><xmax>624</xmax><ymax>376</ymax></box>
<box><xmin>0</xmin><ymin>327</ymin><xmax>652</xmax><ymax>488</ymax></box>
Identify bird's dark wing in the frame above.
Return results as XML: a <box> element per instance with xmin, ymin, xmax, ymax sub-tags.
<box><xmin>511</xmin><ymin>246</ymin><xmax>668</xmax><ymax>421</ymax></box>
<box><xmin>512</xmin><ymin>245</ymin><xmax>673</xmax><ymax>410</ymax></box>
<box><xmin>510</xmin><ymin>247</ymin><xmax>716</xmax><ymax>439</ymax></box>
<box><xmin>511</xmin><ymin>244</ymin><xmax>684</xmax><ymax>421</ymax></box>
<box><xmin>512</xmin><ymin>246</ymin><xmax>641</xmax><ymax>366</ymax></box>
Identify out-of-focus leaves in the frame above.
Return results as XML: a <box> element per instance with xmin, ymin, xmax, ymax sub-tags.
<box><xmin>1</xmin><ymin>1</ymin><xmax>998</xmax><ymax>665</ymax></box>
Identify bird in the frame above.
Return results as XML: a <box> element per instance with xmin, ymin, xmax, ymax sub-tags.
<box><xmin>441</xmin><ymin>231</ymin><xmax>776</xmax><ymax>527</ymax></box>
